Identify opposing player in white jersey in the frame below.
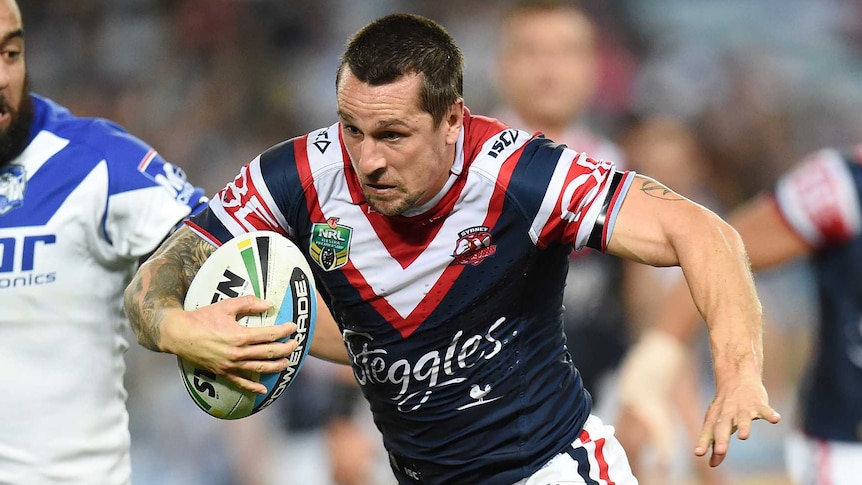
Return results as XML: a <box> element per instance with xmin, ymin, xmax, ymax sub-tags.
<box><xmin>0</xmin><ymin>1</ymin><xmax>207</xmax><ymax>483</ymax></box>
<box><xmin>617</xmin><ymin>144</ymin><xmax>862</xmax><ymax>484</ymax></box>
<box><xmin>125</xmin><ymin>13</ymin><xmax>779</xmax><ymax>484</ymax></box>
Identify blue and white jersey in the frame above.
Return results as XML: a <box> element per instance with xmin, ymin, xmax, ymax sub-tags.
<box><xmin>773</xmin><ymin>144</ymin><xmax>862</xmax><ymax>442</ymax></box>
<box><xmin>0</xmin><ymin>94</ymin><xmax>207</xmax><ymax>485</ymax></box>
<box><xmin>188</xmin><ymin>110</ymin><xmax>634</xmax><ymax>484</ymax></box>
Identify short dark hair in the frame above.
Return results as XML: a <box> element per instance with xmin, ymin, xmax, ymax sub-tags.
<box><xmin>337</xmin><ymin>13</ymin><xmax>464</xmax><ymax>126</ymax></box>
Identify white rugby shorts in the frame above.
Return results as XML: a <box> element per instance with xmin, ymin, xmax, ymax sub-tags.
<box><xmin>786</xmin><ymin>429</ymin><xmax>862</xmax><ymax>485</ymax></box>
<box><xmin>513</xmin><ymin>414</ymin><xmax>638</xmax><ymax>485</ymax></box>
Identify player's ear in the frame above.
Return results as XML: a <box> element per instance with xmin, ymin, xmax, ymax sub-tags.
<box><xmin>444</xmin><ymin>99</ymin><xmax>464</xmax><ymax>145</ymax></box>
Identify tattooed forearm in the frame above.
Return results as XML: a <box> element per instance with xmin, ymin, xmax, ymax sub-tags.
<box><xmin>169</xmin><ymin>229</ymin><xmax>216</xmax><ymax>284</ymax></box>
<box><xmin>124</xmin><ymin>276</ymin><xmax>161</xmax><ymax>350</ymax></box>
<box><xmin>639</xmin><ymin>179</ymin><xmax>685</xmax><ymax>201</ymax></box>
<box><xmin>124</xmin><ymin>228</ymin><xmax>215</xmax><ymax>352</ymax></box>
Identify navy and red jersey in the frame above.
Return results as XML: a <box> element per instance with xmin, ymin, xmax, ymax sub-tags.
<box><xmin>188</xmin><ymin>109</ymin><xmax>634</xmax><ymax>483</ymax></box>
<box><xmin>773</xmin><ymin>144</ymin><xmax>862</xmax><ymax>443</ymax></box>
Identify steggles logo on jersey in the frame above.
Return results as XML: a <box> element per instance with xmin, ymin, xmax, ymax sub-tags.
<box><xmin>0</xmin><ymin>165</ymin><xmax>26</xmax><ymax>215</ymax></box>
<box><xmin>310</xmin><ymin>217</ymin><xmax>353</xmax><ymax>271</ymax></box>
<box><xmin>452</xmin><ymin>226</ymin><xmax>496</xmax><ymax>266</ymax></box>
<box><xmin>343</xmin><ymin>317</ymin><xmax>509</xmax><ymax>413</ymax></box>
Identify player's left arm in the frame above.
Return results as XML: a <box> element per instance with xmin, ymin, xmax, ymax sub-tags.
<box><xmin>605</xmin><ymin>174</ymin><xmax>780</xmax><ymax>467</ymax></box>
<box><xmin>125</xmin><ymin>226</ymin><xmax>302</xmax><ymax>393</ymax></box>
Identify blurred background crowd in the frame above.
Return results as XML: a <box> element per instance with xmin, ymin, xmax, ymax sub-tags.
<box><xmin>20</xmin><ymin>0</ymin><xmax>862</xmax><ymax>484</ymax></box>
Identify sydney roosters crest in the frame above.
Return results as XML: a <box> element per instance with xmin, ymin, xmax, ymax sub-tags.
<box><xmin>452</xmin><ymin>226</ymin><xmax>496</xmax><ymax>266</ymax></box>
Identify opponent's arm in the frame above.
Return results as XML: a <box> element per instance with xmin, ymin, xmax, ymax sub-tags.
<box><xmin>606</xmin><ymin>174</ymin><xmax>780</xmax><ymax>467</ymax></box>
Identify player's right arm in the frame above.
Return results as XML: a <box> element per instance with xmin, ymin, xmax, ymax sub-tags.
<box><xmin>124</xmin><ymin>226</ymin><xmax>350</xmax><ymax>393</ymax></box>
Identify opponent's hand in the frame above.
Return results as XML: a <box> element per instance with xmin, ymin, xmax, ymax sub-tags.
<box><xmin>160</xmin><ymin>295</ymin><xmax>298</xmax><ymax>394</ymax></box>
<box><xmin>694</xmin><ymin>372</ymin><xmax>781</xmax><ymax>467</ymax></box>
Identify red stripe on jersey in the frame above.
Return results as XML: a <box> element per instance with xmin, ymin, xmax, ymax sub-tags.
<box><xmin>538</xmin><ymin>154</ymin><xmax>611</xmax><ymax>247</ymax></box>
<box><xmin>593</xmin><ymin>438</ymin><xmax>615</xmax><ymax>485</ymax></box>
<box><xmin>373</xmin><ymin>134</ymin><xmax>527</xmax><ymax>336</ymax></box>
<box><xmin>350</xmin><ymin>175</ymin><xmax>475</xmax><ymax>336</ymax></box>
<box><xmin>362</xmin><ymin>191</ymin><xmax>459</xmax><ymax>269</ymax></box>
<box><xmin>816</xmin><ymin>439</ymin><xmax>832</xmax><ymax>485</ymax></box>
<box><xmin>294</xmin><ymin>134</ymin><xmax>327</xmax><ymax>220</ymax></box>
<box><xmin>137</xmin><ymin>149</ymin><xmax>157</xmax><ymax>171</ymax></box>
<box><xmin>218</xmin><ymin>165</ymin><xmax>277</xmax><ymax>231</ymax></box>
<box><xmin>185</xmin><ymin>220</ymin><xmax>222</xmax><ymax>247</ymax></box>
<box><xmin>297</xmin><ymin>132</ymin><xmax>439</xmax><ymax>337</ymax></box>
<box><xmin>791</xmin><ymin>158</ymin><xmax>852</xmax><ymax>242</ymax></box>
<box><xmin>388</xmin><ymin>265</ymin><xmax>465</xmax><ymax>338</ymax></box>
<box><xmin>345</xmin><ymin>111</ymin><xmax>509</xmax><ymax>269</ymax></box>
<box><xmin>492</xmin><ymin>144</ymin><xmax>527</xmax><ymax>218</ymax></box>
<box><xmin>330</xmin><ymin>253</ymin><xmax>465</xmax><ymax>338</ymax></box>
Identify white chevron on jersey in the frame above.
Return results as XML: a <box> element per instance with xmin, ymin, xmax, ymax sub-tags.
<box><xmin>18</xmin><ymin>130</ymin><xmax>69</xmax><ymax>181</ymax></box>
<box><xmin>304</xmin><ymin>125</ymin><xmax>532</xmax><ymax>319</ymax></box>
<box><xmin>775</xmin><ymin>147</ymin><xmax>862</xmax><ymax>245</ymax></box>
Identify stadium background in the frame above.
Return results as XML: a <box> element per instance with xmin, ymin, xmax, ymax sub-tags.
<box><xmin>20</xmin><ymin>1</ymin><xmax>862</xmax><ymax>484</ymax></box>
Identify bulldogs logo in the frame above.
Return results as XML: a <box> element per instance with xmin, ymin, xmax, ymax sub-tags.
<box><xmin>0</xmin><ymin>165</ymin><xmax>26</xmax><ymax>215</ymax></box>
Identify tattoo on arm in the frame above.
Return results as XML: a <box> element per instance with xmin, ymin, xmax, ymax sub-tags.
<box><xmin>125</xmin><ymin>229</ymin><xmax>215</xmax><ymax>351</ymax></box>
<box><xmin>640</xmin><ymin>179</ymin><xmax>685</xmax><ymax>201</ymax></box>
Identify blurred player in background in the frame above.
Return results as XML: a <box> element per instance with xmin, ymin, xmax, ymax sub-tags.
<box><xmin>0</xmin><ymin>1</ymin><xmax>207</xmax><ymax>483</ymax></box>
<box><xmin>492</xmin><ymin>0</ymin><xmax>631</xmax><ymax>412</ymax></box>
<box><xmin>125</xmin><ymin>13</ymin><xmax>778</xmax><ymax>484</ymax></box>
<box><xmin>615</xmin><ymin>144</ymin><xmax>862</xmax><ymax>485</ymax></box>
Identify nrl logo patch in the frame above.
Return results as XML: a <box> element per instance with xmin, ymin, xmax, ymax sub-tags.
<box><xmin>0</xmin><ymin>165</ymin><xmax>26</xmax><ymax>215</ymax></box>
<box><xmin>453</xmin><ymin>226</ymin><xmax>496</xmax><ymax>266</ymax></box>
<box><xmin>310</xmin><ymin>217</ymin><xmax>353</xmax><ymax>271</ymax></box>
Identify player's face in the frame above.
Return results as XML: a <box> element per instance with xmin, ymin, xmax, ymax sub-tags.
<box><xmin>497</xmin><ymin>8</ymin><xmax>597</xmax><ymax>127</ymax></box>
<box><xmin>337</xmin><ymin>68</ymin><xmax>463</xmax><ymax>217</ymax></box>
<box><xmin>0</xmin><ymin>0</ymin><xmax>30</xmax><ymax>167</ymax></box>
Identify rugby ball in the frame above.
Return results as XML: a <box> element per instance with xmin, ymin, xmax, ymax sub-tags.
<box><xmin>179</xmin><ymin>230</ymin><xmax>317</xmax><ymax>420</ymax></box>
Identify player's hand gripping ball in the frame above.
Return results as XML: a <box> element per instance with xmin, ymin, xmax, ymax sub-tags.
<box><xmin>179</xmin><ymin>231</ymin><xmax>317</xmax><ymax>419</ymax></box>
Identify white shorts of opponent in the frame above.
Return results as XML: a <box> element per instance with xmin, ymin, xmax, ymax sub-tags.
<box><xmin>513</xmin><ymin>415</ymin><xmax>638</xmax><ymax>485</ymax></box>
<box><xmin>786</xmin><ymin>429</ymin><xmax>862</xmax><ymax>485</ymax></box>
